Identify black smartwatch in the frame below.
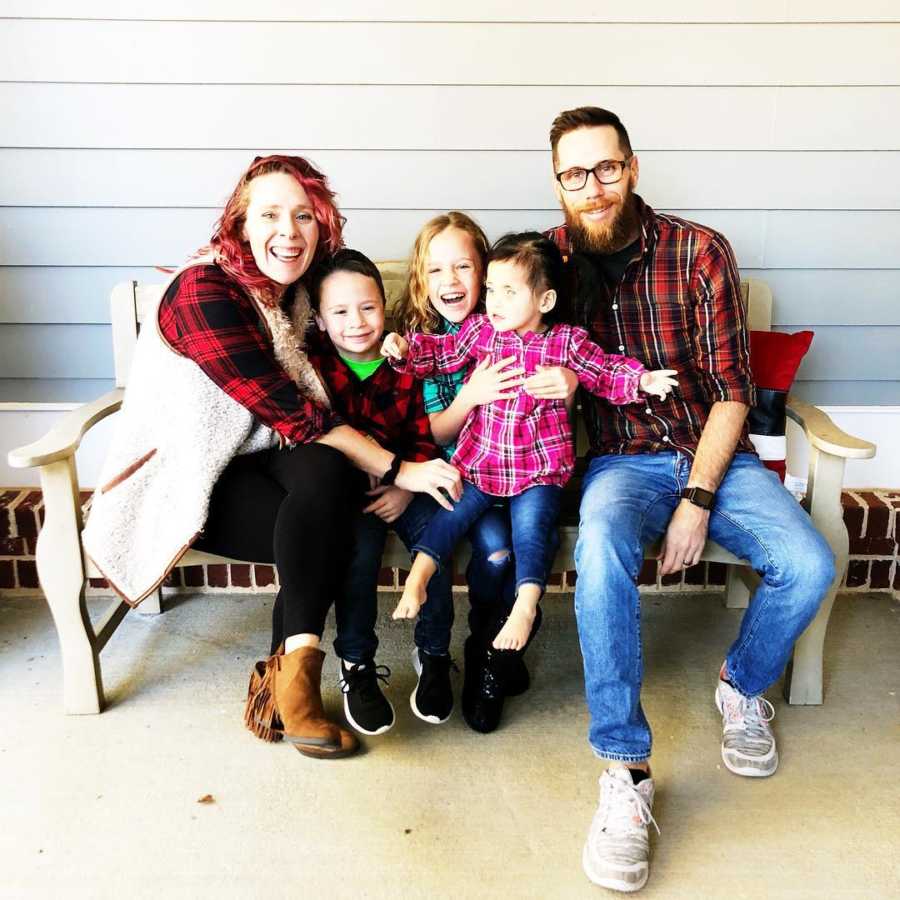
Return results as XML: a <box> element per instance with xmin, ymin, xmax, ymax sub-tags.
<box><xmin>380</xmin><ymin>455</ymin><xmax>403</xmax><ymax>487</ymax></box>
<box><xmin>681</xmin><ymin>486</ymin><xmax>715</xmax><ymax>510</ymax></box>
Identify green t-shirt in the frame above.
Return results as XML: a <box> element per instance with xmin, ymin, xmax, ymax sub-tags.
<box><xmin>341</xmin><ymin>355</ymin><xmax>386</xmax><ymax>381</ymax></box>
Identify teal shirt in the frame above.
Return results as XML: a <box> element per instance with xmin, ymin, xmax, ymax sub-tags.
<box><xmin>421</xmin><ymin>319</ymin><xmax>466</xmax><ymax>460</ymax></box>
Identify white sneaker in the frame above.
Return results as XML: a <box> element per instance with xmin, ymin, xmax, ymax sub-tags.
<box><xmin>715</xmin><ymin>679</ymin><xmax>779</xmax><ymax>777</ymax></box>
<box><xmin>582</xmin><ymin>766</ymin><xmax>658</xmax><ymax>893</ymax></box>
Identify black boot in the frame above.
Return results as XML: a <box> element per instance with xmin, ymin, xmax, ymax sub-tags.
<box><xmin>461</xmin><ymin>636</ymin><xmax>506</xmax><ymax>734</ymax></box>
<box><xmin>495</xmin><ymin>604</ymin><xmax>543</xmax><ymax>697</ymax></box>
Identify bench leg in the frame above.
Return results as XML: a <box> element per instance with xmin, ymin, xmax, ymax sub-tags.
<box><xmin>783</xmin><ymin>580</ymin><xmax>840</xmax><ymax>706</ymax></box>
<box><xmin>723</xmin><ymin>564</ymin><xmax>751</xmax><ymax>609</ymax></box>
<box><xmin>139</xmin><ymin>587</ymin><xmax>164</xmax><ymax>616</ymax></box>
<box><xmin>783</xmin><ymin>448</ymin><xmax>849</xmax><ymax>706</ymax></box>
<box><xmin>37</xmin><ymin>458</ymin><xmax>105</xmax><ymax>714</ymax></box>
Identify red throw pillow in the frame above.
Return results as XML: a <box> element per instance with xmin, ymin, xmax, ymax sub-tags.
<box><xmin>747</xmin><ymin>330</ymin><xmax>814</xmax><ymax>481</ymax></box>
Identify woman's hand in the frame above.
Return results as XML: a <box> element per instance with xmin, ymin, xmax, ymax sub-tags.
<box><xmin>639</xmin><ymin>369</ymin><xmax>678</xmax><ymax>401</ymax></box>
<box><xmin>381</xmin><ymin>332</ymin><xmax>409</xmax><ymax>360</ymax></box>
<box><xmin>394</xmin><ymin>458</ymin><xmax>462</xmax><ymax>510</ymax></box>
<box><xmin>523</xmin><ymin>365</ymin><xmax>579</xmax><ymax>401</ymax></box>
<box><xmin>364</xmin><ymin>485</ymin><xmax>414</xmax><ymax>523</ymax></box>
<box><xmin>459</xmin><ymin>356</ymin><xmax>525</xmax><ymax>407</ymax></box>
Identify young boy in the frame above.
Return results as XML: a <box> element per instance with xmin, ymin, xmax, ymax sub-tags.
<box><xmin>307</xmin><ymin>249</ymin><xmax>456</xmax><ymax>737</ymax></box>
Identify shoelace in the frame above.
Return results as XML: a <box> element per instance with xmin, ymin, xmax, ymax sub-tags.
<box><xmin>339</xmin><ymin>664</ymin><xmax>391</xmax><ymax>700</ymax></box>
<box><xmin>724</xmin><ymin>692</ymin><xmax>775</xmax><ymax>738</ymax></box>
<box><xmin>596</xmin><ymin>776</ymin><xmax>660</xmax><ymax>838</ymax></box>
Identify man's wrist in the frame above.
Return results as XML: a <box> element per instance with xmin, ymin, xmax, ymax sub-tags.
<box><xmin>380</xmin><ymin>454</ymin><xmax>403</xmax><ymax>486</ymax></box>
<box><xmin>681</xmin><ymin>486</ymin><xmax>716</xmax><ymax>510</ymax></box>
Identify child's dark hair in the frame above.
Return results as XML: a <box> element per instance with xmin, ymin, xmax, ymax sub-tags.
<box><xmin>309</xmin><ymin>248</ymin><xmax>385</xmax><ymax>311</ymax></box>
<box><xmin>487</xmin><ymin>232</ymin><xmax>572</xmax><ymax>325</ymax></box>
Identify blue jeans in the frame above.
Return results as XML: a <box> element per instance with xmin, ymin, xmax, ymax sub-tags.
<box><xmin>334</xmin><ymin>493</ymin><xmax>454</xmax><ymax>662</ymax></box>
<box><xmin>575</xmin><ymin>451</ymin><xmax>835</xmax><ymax>763</ymax></box>
<box><xmin>415</xmin><ymin>480</ymin><xmax>562</xmax><ymax>599</ymax></box>
<box><xmin>465</xmin><ymin>504</ymin><xmax>517</xmax><ymax>634</ymax></box>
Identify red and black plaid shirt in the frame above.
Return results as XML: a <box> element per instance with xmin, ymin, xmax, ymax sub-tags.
<box><xmin>158</xmin><ymin>265</ymin><xmax>331</xmax><ymax>445</ymax></box>
<box><xmin>546</xmin><ymin>197</ymin><xmax>756</xmax><ymax>457</ymax></box>
<box><xmin>307</xmin><ymin>331</ymin><xmax>437</xmax><ymax>463</ymax></box>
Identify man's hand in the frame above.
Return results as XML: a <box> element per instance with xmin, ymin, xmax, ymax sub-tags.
<box><xmin>381</xmin><ymin>332</ymin><xmax>409</xmax><ymax>360</ymax></box>
<box><xmin>364</xmin><ymin>485</ymin><xmax>414</xmax><ymax>523</ymax></box>
<box><xmin>522</xmin><ymin>364</ymin><xmax>580</xmax><ymax>401</ymax></box>
<box><xmin>658</xmin><ymin>501</ymin><xmax>710</xmax><ymax>574</ymax></box>
<box><xmin>459</xmin><ymin>356</ymin><xmax>525</xmax><ymax>406</ymax></box>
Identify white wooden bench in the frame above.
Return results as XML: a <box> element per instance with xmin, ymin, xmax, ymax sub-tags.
<box><xmin>7</xmin><ymin>266</ymin><xmax>876</xmax><ymax>715</ymax></box>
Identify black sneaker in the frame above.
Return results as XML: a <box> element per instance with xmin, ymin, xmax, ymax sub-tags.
<box><xmin>410</xmin><ymin>647</ymin><xmax>454</xmax><ymax>724</ymax></box>
<box><xmin>462</xmin><ymin>637</ymin><xmax>505</xmax><ymax>734</ymax></box>
<box><xmin>340</xmin><ymin>660</ymin><xmax>395</xmax><ymax>736</ymax></box>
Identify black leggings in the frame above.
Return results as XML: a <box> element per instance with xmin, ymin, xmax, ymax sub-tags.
<box><xmin>194</xmin><ymin>442</ymin><xmax>354</xmax><ymax>653</ymax></box>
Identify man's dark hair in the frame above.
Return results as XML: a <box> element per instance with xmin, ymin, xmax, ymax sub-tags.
<box><xmin>309</xmin><ymin>248</ymin><xmax>385</xmax><ymax>310</ymax></box>
<box><xmin>549</xmin><ymin>107</ymin><xmax>633</xmax><ymax>164</ymax></box>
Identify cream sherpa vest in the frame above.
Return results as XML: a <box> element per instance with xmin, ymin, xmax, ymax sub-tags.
<box><xmin>82</xmin><ymin>258</ymin><xmax>330</xmax><ymax>606</ymax></box>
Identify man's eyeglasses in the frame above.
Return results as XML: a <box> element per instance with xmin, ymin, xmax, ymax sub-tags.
<box><xmin>555</xmin><ymin>156</ymin><xmax>633</xmax><ymax>192</ymax></box>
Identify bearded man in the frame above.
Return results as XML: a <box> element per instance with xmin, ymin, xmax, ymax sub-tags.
<box><xmin>545</xmin><ymin>107</ymin><xmax>836</xmax><ymax>893</ymax></box>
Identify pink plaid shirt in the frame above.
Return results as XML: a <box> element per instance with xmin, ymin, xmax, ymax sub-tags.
<box><xmin>395</xmin><ymin>314</ymin><xmax>646</xmax><ymax>496</ymax></box>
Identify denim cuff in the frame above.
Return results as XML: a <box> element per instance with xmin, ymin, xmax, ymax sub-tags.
<box><xmin>410</xmin><ymin>543</ymin><xmax>444</xmax><ymax>574</ymax></box>
<box><xmin>590</xmin><ymin>745</ymin><xmax>652</xmax><ymax>765</ymax></box>
<box><xmin>515</xmin><ymin>576</ymin><xmax>546</xmax><ymax>595</ymax></box>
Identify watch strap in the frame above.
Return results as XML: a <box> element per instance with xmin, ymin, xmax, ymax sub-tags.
<box><xmin>380</xmin><ymin>455</ymin><xmax>402</xmax><ymax>487</ymax></box>
<box><xmin>681</xmin><ymin>486</ymin><xmax>715</xmax><ymax>510</ymax></box>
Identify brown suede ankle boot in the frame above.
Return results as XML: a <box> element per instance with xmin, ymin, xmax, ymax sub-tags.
<box><xmin>245</xmin><ymin>645</ymin><xmax>358</xmax><ymax>759</ymax></box>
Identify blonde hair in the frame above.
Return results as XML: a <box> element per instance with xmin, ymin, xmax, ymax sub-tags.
<box><xmin>394</xmin><ymin>212</ymin><xmax>490</xmax><ymax>334</ymax></box>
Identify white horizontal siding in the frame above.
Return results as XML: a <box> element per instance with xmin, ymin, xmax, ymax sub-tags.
<box><xmin>0</xmin><ymin>325</ymin><xmax>113</xmax><ymax>378</ymax></box>
<box><xmin>0</xmin><ymin>7</ymin><xmax>896</xmax><ymax>425</ymax></box>
<box><xmin>0</xmin><ymin>267</ymin><xmax>162</xmax><ymax>323</ymax></box>
<box><xmin>791</xmin><ymin>382</ymin><xmax>900</xmax><ymax>405</ymax></box>
<box><xmin>743</xmin><ymin>270</ymin><xmax>900</xmax><ymax>326</ymax></box>
<box><xmin>5</xmin><ymin>1</ymin><xmax>899</xmax><ymax>24</ymax></box>
<box><xmin>5</xmin><ymin>149</ymin><xmax>900</xmax><ymax>210</ymax></box>
<box><xmin>0</xmin><ymin>378</ymin><xmax>114</xmax><ymax>402</ymax></box>
<box><xmin>7</xmin><ymin>207</ymin><xmax>900</xmax><ymax>270</ymax></box>
<box><xmin>3</xmin><ymin>20</ymin><xmax>900</xmax><ymax>86</ymax></box>
<box><xmin>7</xmin><ymin>84</ymin><xmax>900</xmax><ymax>151</ymax></box>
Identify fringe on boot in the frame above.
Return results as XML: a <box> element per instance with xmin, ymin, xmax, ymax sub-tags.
<box><xmin>244</xmin><ymin>655</ymin><xmax>283</xmax><ymax>743</ymax></box>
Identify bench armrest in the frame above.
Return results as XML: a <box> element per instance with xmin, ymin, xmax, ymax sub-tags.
<box><xmin>6</xmin><ymin>389</ymin><xmax>125</xmax><ymax>469</ymax></box>
<box><xmin>785</xmin><ymin>395</ymin><xmax>876</xmax><ymax>461</ymax></box>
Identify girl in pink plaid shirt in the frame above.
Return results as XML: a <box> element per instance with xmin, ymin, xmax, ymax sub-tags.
<box><xmin>383</xmin><ymin>233</ymin><xmax>677</xmax><ymax>650</ymax></box>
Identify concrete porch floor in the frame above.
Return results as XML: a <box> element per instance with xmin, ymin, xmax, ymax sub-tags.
<box><xmin>0</xmin><ymin>590</ymin><xmax>897</xmax><ymax>899</ymax></box>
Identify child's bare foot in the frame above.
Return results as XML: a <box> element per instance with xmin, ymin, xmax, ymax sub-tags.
<box><xmin>393</xmin><ymin>553</ymin><xmax>437</xmax><ymax>620</ymax></box>
<box><xmin>492</xmin><ymin>604</ymin><xmax>537</xmax><ymax>651</ymax></box>
<box><xmin>393</xmin><ymin>581</ymin><xmax>426</xmax><ymax>620</ymax></box>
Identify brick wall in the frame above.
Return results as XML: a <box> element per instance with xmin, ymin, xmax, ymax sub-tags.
<box><xmin>2</xmin><ymin>487</ymin><xmax>897</xmax><ymax>597</ymax></box>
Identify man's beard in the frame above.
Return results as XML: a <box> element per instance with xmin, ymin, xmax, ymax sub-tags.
<box><xmin>564</xmin><ymin>192</ymin><xmax>640</xmax><ymax>255</ymax></box>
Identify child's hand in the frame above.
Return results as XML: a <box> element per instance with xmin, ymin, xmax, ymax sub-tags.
<box><xmin>523</xmin><ymin>364</ymin><xmax>579</xmax><ymax>401</ymax></box>
<box><xmin>364</xmin><ymin>485</ymin><xmax>414</xmax><ymax>523</ymax></box>
<box><xmin>460</xmin><ymin>356</ymin><xmax>525</xmax><ymax>407</ymax></box>
<box><xmin>381</xmin><ymin>332</ymin><xmax>408</xmax><ymax>360</ymax></box>
<box><xmin>640</xmin><ymin>369</ymin><xmax>678</xmax><ymax>400</ymax></box>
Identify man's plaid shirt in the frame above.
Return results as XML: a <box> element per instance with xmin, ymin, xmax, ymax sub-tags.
<box><xmin>546</xmin><ymin>196</ymin><xmax>756</xmax><ymax>458</ymax></box>
<box><xmin>307</xmin><ymin>331</ymin><xmax>437</xmax><ymax>463</ymax></box>
<box><xmin>158</xmin><ymin>265</ymin><xmax>331</xmax><ymax>445</ymax></box>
